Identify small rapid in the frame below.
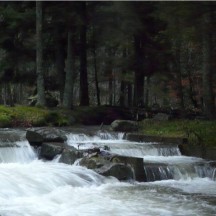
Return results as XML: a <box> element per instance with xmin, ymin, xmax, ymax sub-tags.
<box><xmin>0</xmin><ymin>129</ymin><xmax>216</xmax><ymax>216</ymax></box>
<box><xmin>0</xmin><ymin>141</ymin><xmax>37</xmax><ymax>163</ymax></box>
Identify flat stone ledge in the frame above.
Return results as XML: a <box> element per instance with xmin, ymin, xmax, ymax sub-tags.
<box><xmin>179</xmin><ymin>144</ymin><xmax>216</xmax><ymax>161</ymax></box>
<box><xmin>125</xmin><ymin>133</ymin><xmax>187</xmax><ymax>145</ymax></box>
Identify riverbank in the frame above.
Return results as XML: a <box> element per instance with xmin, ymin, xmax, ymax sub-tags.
<box><xmin>139</xmin><ymin>119</ymin><xmax>216</xmax><ymax>148</ymax></box>
<box><xmin>0</xmin><ymin>105</ymin><xmax>215</xmax><ymax>148</ymax></box>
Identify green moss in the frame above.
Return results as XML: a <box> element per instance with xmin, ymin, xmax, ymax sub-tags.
<box><xmin>140</xmin><ymin>119</ymin><xmax>216</xmax><ymax>147</ymax></box>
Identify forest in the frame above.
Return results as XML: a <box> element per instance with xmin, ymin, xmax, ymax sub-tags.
<box><xmin>0</xmin><ymin>1</ymin><xmax>215</xmax><ymax>119</ymax></box>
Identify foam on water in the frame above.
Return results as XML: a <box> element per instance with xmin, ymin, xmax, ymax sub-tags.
<box><xmin>0</xmin><ymin>161</ymin><xmax>112</xmax><ymax>199</ymax></box>
<box><xmin>66</xmin><ymin>131</ymin><xmax>125</xmax><ymax>150</ymax></box>
<box><xmin>109</xmin><ymin>144</ymin><xmax>181</xmax><ymax>157</ymax></box>
<box><xmin>0</xmin><ymin>181</ymin><xmax>215</xmax><ymax>216</ymax></box>
<box><xmin>0</xmin><ymin>141</ymin><xmax>37</xmax><ymax>163</ymax></box>
<box><xmin>144</xmin><ymin>155</ymin><xmax>204</xmax><ymax>164</ymax></box>
<box><xmin>150</xmin><ymin>177</ymin><xmax>216</xmax><ymax>196</ymax></box>
<box><xmin>0</xmin><ymin>130</ymin><xmax>216</xmax><ymax>216</ymax></box>
<box><xmin>66</xmin><ymin>132</ymin><xmax>181</xmax><ymax>157</ymax></box>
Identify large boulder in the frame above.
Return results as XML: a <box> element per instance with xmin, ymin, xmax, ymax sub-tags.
<box><xmin>79</xmin><ymin>155</ymin><xmax>110</xmax><ymax>169</ymax></box>
<box><xmin>79</xmin><ymin>152</ymin><xmax>144</xmax><ymax>181</ymax></box>
<box><xmin>153</xmin><ymin>113</ymin><xmax>170</xmax><ymax>121</ymax></box>
<box><xmin>26</xmin><ymin>127</ymin><xmax>67</xmax><ymax>146</ymax></box>
<box><xmin>26</xmin><ymin>130</ymin><xmax>43</xmax><ymax>146</ymax></box>
<box><xmin>111</xmin><ymin>120</ymin><xmax>138</xmax><ymax>132</ymax></box>
<box><xmin>39</xmin><ymin>142</ymin><xmax>64</xmax><ymax>160</ymax></box>
<box><xmin>110</xmin><ymin>155</ymin><xmax>145</xmax><ymax>181</ymax></box>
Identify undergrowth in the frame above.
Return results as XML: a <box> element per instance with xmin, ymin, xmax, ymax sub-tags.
<box><xmin>0</xmin><ymin>105</ymin><xmax>69</xmax><ymax>127</ymax></box>
<box><xmin>140</xmin><ymin>119</ymin><xmax>216</xmax><ymax>147</ymax></box>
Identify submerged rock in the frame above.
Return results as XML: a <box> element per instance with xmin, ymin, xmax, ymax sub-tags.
<box><xmin>111</xmin><ymin>120</ymin><xmax>138</xmax><ymax>132</ymax></box>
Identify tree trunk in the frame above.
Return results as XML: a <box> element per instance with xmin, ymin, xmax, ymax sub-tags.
<box><xmin>127</xmin><ymin>83</ymin><xmax>132</xmax><ymax>107</ymax></box>
<box><xmin>145</xmin><ymin>76</ymin><xmax>150</xmax><ymax>108</ymax></box>
<box><xmin>63</xmin><ymin>30</ymin><xmax>74</xmax><ymax>109</ymax></box>
<box><xmin>79</xmin><ymin>2</ymin><xmax>89</xmax><ymax>106</ymax></box>
<box><xmin>92</xmin><ymin>25</ymin><xmax>100</xmax><ymax>106</ymax></box>
<box><xmin>134</xmin><ymin>35</ymin><xmax>144</xmax><ymax>107</ymax></box>
<box><xmin>55</xmin><ymin>27</ymin><xmax>65</xmax><ymax>105</ymax></box>
<box><xmin>175</xmin><ymin>43</ymin><xmax>184</xmax><ymax>109</ymax></box>
<box><xmin>202</xmin><ymin>9</ymin><xmax>214</xmax><ymax>118</ymax></box>
<box><xmin>187</xmin><ymin>69</ymin><xmax>198</xmax><ymax>108</ymax></box>
<box><xmin>109</xmin><ymin>76</ymin><xmax>113</xmax><ymax>106</ymax></box>
<box><xmin>36</xmin><ymin>1</ymin><xmax>46</xmax><ymax>106</ymax></box>
<box><xmin>120</xmin><ymin>48</ymin><xmax>127</xmax><ymax>107</ymax></box>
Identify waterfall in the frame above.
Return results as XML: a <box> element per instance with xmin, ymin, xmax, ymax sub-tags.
<box><xmin>0</xmin><ymin>129</ymin><xmax>216</xmax><ymax>216</ymax></box>
<box><xmin>0</xmin><ymin>140</ymin><xmax>37</xmax><ymax>163</ymax></box>
<box><xmin>66</xmin><ymin>131</ymin><xmax>216</xmax><ymax>182</ymax></box>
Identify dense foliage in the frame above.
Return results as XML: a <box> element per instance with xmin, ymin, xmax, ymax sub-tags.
<box><xmin>0</xmin><ymin>1</ymin><xmax>215</xmax><ymax>119</ymax></box>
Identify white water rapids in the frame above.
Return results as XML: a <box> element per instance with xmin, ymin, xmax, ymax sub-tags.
<box><xmin>0</xmin><ymin>129</ymin><xmax>216</xmax><ymax>216</ymax></box>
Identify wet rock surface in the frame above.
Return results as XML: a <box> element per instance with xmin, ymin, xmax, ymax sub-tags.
<box><xmin>39</xmin><ymin>142</ymin><xmax>65</xmax><ymax>160</ymax></box>
<box><xmin>59</xmin><ymin>147</ymin><xmax>83</xmax><ymax>165</ymax></box>
<box><xmin>111</xmin><ymin>120</ymin><xmax>138</xmax><ymax>132</ymax></box>
<box><xmin>78</xmin><ymin>150</ymin><xmax>144</xmax><ymax>181</ymax></box>
<box><xmin>26</xmin><ymin>127</ymin><xmax>67</xmax><ymax>145</ymax></box>
<box><xmin>125</xmin><ymin>133</ymin><xmax>187</xmax><ymax>145</ymax></box>
<box><xmin>23</xmin><ymin>126</ymin><xmax>215</xmax><ymax>181</ymax></box>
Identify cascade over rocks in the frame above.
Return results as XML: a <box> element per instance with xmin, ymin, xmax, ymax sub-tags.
<box><xmin>79</xmin><ymin>150</ymin><xmax>145</xmax><ymax>181</ymax></box>
<box><xmin>25</xmin><ymin>127</ymin><xmax>146</xmax><ymax>181</ymax></box>
<box><xmin>111</xmin><ymin>120</ymin><xmax>138</xmax><ymax>132</ymax></box>
<box><xmin>79</xmin><ymin>155</ymin><xmax>134</xmax><ymax>181</ymax></box>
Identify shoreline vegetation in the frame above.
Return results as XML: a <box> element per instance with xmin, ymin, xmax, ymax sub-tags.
<box><xmin>0</xmin><ymin>105</ymin><xmax>215</xmax><ymax>147</ymax></box>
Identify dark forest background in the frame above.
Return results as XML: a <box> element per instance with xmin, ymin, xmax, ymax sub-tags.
<box><xmin>0</xmin><ymin>1</ymin><xmax>215</xmax><ymax>119</ymax></box>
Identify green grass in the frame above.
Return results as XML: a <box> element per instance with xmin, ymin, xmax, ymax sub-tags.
<box><xmin>0</xmin><ymin>105</ymin><xmax>114</xmax><ymax>127</ymax></box>
<box><xmin>1</xmin><ymin>105</ymin><xmax>215</xmax><ymax>148</ymax></box>
<box><xmin>0</xmin><ymin>105</ymin><xmax>69</xmax><ymax>127</ymax></box>
<box><xmin>140</xmin><ymin>119</ymin><xmax>216</xmax><ymax>147</ymax></box>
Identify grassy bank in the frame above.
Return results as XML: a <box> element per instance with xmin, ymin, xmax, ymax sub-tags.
<box><xmin>0</xmin><ymin>105</ymin><xmax>128</xmax><ymax>127</ymax></box>
<box><xmin>140</xmin><ymin>119</ymin><xmax>216</xmax><ymax>147</ymax></box>
<box><xmin>0</xmin><ymin>105</ymin><xmax>68</xmax><ymax>127</ymax></box>
<box><xmin>1</xmin><ymin>105</ymin><xmax>215</xmax><ymax>147</ymax></box>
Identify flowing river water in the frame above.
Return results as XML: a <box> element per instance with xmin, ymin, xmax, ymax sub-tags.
<box><xmin>0</xmin><ymin>129</ymin><xmax>216</xmax><ymax>216</ymax></box>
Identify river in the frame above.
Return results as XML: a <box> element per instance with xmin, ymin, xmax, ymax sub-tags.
<box><xmin>0</xmin><ymin>129</ymin><xmax>215</xmax><ymax>216</ymax></box>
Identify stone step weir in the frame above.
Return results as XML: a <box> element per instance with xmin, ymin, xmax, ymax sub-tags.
<box><xmin>0</xmin><ymin>129</ymin><xmax>26</xmax><ymax>147</ymax></box>
<box><xmin>23</xmin><ymin>128</ymin><xmax>216</xmax><ymax>182</ymax></box>
<box><xmin>143</xmin><ymin>161</ymin><xmax>216</xmax><ymax>182</ymax></box>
